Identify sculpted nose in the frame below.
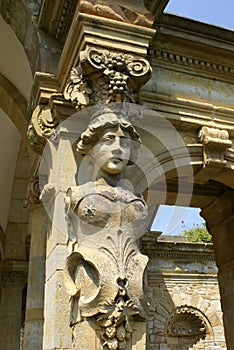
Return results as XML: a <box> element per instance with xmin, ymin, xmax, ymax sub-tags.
<box><xmin>112</xmin><ymin>137</ymin><xmax>122</xmax><ymax>153</ymax></box>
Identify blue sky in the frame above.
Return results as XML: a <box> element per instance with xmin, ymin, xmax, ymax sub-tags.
<box><xmin>151</xmin><ymin>0</ymin><xmax>234</xmax><ymax>235</ymax></box>
<box><xmin>164</xmin><ymin>0</ymin><xmax>234</xmax><ymax>30</ymax></box>
<box><xmin>151</xmin><ymin>205</ymin><xmax>204</xmax><ymax>235</ymax></box>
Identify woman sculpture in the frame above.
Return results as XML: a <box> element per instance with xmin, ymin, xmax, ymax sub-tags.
<box><xmin>64</xmin><ymin>107</ymin><xmax>148</xmax><ymax>350</ymax></box>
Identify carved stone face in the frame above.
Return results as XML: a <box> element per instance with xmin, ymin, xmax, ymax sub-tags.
<box><xmin>91</xmin><ymin>126</ymin><xmax>131</xmax><ymax>175</ymax></box>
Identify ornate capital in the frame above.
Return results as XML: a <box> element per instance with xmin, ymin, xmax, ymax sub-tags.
<box><xmin>27</xmin><ymin>105</ymin><xmax>58</xmax><ymax>154</ymax></box>
<box><xmin>64</xmin><ymin>48</ymin><xmax>152</xmax><ymax>108</ymax></box>
<box><xmin>198</xmin><ymin>126</ymin><xmax>232</xmax><ymax>168</ymax></box>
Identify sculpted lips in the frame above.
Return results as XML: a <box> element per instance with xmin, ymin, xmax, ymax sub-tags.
<box><xmin>110</xmin><ymin>157</ymin><xmax>124</xmax><ymax>163</ymax></box>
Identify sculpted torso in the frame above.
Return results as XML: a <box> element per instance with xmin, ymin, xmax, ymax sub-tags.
<box><xmin>64</xmin><ymin>110</ymin><xmax>148</xmax><ymax>349</ymax></box>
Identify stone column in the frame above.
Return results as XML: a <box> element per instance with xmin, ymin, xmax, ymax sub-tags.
<box><xmin>0</xmin><ymin>271</ymin><xmax>26</xmax><ymax>350</ymax></box>
<box><xmin>23</xmin><ymin>205</ymin><xmax>47</xmax><ymax>350</ymax></box>
<box><xmin>201</xmin><ymin>191</ymin><xmax>234</xmax><ymax>350</ymax></box>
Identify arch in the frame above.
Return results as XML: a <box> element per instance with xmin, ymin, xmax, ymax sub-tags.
<box><xmin>0</xmin><ymin>73</ymin><xmax>28</xmax><ymax>134</ymax></box>
<box><xmin>0</xmin><ymin>2</ymin><xmax>62</xmax><ymax>77</ymax></box>
<box><xmin>0</xmin><ymin>2</ymin><xmax>39</xmax><ymax>75</ymax></box>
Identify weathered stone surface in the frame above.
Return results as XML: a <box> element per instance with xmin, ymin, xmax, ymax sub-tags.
<box><xmin>142</xmin><ymin>234</ymin><xmax>226</xmax><ymax>349</ymax></box>
<box><xmin>63</xmin><ymin>107</ymin><xmax>149</xmax><ymax>349</ymax></box>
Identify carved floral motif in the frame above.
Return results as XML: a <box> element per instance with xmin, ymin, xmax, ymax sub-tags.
<box><xmin>64</xmin><ymin>48</ymin><xmax>151</xmax><ymax>108</ymax></box>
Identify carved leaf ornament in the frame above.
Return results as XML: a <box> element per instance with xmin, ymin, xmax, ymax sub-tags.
<box><xmin>64</xmin><ymin>48</ymin><xmax>151</xmax><ymax>108</ymax></box>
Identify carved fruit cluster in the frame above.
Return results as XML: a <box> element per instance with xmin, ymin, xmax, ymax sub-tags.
<box><xmin>64</xmin><ymin>48</ymin><xmax>151</xmax><ymax>108</ymax></box>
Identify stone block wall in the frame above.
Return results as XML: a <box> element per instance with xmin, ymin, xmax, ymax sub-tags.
<box><xmin>142</xmin><ymin>233</ymin><xmax>226</xmax><ymax>350</ymax></box>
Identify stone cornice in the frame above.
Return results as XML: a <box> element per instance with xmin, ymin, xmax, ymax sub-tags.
<box><xmin>147</xmin><ymin>272</ymin><xmax>218</xmax><ymax>283</ymax></box>
<box><xmin>38</xmin><ymin>0</ymin><xmax>78</xmax><ymax>44</ymax></box>
<box><xmin>155</xmin><ymin>13</ymin><xmax>234</xmax><ymax>51</ymax></box>
<box><xmin>143</xmin><ymin>251</ymin><xmax>215</xmax><ymax>261</ymax></box>
<box><xmin>144</xmin><ymin>0</ymin><xmax>169</xmax><ymax>18</ymax></box>
<box><xmin>142</xmin><ymin>249</ymin><xmax>215</xmax><ymax>261</ymax></box>
<box><xmin>151</xmin><ymin>49</ymin><xmax>234</xmax><ymax>82</ymax></box>
<box><xmin>141</xmin><ymin>232</ymin><xmax>215</xmax><ymax>261</ymax></box>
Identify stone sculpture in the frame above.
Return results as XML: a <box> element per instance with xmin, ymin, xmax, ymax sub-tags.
<box><xmin>64</xmin><ymin>106</ymin><xmax>149</xmax><ymax>349</ymax></box>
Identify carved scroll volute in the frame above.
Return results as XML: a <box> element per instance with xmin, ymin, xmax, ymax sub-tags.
<box><xmin>198</xmin><ymin>126</ymin><xmax>232</xmax><ymax>167</ymax></box>
<box><xmin>27</xmin><ymin>105</ymin><xmax>58</xmax><ymax>154</ymax></box>
<box><xmin>64</xmin><ymin>48</ymin><xmax>152</xmax><ymax>109</ymax></box>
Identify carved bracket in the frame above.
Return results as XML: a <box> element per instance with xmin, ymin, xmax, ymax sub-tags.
<box><xmin>27</xmin><ymin>105</ymin><xmax>59</xmax><ymax>154</ymax></box>
<box><xmin>64</xmin><ymin>47</ymin><xmax>152</xmax><ymax>108</ymax></box>
<box><xmin>198</xmin><ymin>126</ymin><xmax>232</xmax><ymax>168</ymax></box>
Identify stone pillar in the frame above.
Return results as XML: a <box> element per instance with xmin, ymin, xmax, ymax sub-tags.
<box><xmin>201</xmin><ymin>191</ymin><xmax>234</xmax><ymax>350</ymax></box>
<box><xmin>0</xmin><ymin>271</ymin><xmax>26</xmax><ymax>350</ymax></box>
<box><xmin>23</xmin><ymin>205</ymin><xmax>47</xmax><ymax>350</ymax></box>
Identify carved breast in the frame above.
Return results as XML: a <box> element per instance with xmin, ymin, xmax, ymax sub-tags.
<box><xmin>74</xmin><ymin>186</ymin><xmax>147</xmax><ymax>228</ymax></box>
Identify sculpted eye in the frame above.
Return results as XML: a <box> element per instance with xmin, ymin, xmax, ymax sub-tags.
<box><xmin>102</xmin><ymin>135</ymin><xmax>114</xmax><ymax>143</ymax></box>
<box><xmin>121</xmin><ymin>139</ymin><xmax>130</xmax><ymax>147</ymax></box>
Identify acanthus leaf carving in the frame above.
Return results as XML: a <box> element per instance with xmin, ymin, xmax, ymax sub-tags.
<box><xmin>64</xmin><ymin>48</ymin><xmax>152</xmax><ymax>108</ymax></box>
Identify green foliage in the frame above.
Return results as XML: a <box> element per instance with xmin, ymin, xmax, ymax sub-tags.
<box><xmin>182</xmin><ymin>224</ymin><xmax>212</xmax><ymax>243</ymax></box>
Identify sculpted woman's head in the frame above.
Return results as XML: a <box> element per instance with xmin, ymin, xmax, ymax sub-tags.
<box><xmin>77</xmin><ymin>108</ymin><xmax>141</xmax><ymax>175</ymax></box>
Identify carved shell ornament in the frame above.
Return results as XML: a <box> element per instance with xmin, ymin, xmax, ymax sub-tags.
<box><xmin>167</xmin><ymin>306</ymin><xmax>207</xmax><ymax>338</ymax></box>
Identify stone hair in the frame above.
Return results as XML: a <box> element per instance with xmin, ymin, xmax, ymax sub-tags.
<box><xmin>77</xmin><ymin>110</ymin><xmax>142</xmax><ymax>164</ymax></box>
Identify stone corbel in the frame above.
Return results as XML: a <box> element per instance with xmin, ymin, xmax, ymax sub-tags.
<box><xmin>198</xmin><ymin>126</ymin><xmax>232</xmax><ymax>168</ymax></box>
<box><xmin>64</xmin><ymin>47</ymin><xmax>152</xmax><ymax>108</ymax></box>
<box><xmin>27</xmin><ymin>104</ymin><xmax>59</xmax><ymax>154</ymax></box>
